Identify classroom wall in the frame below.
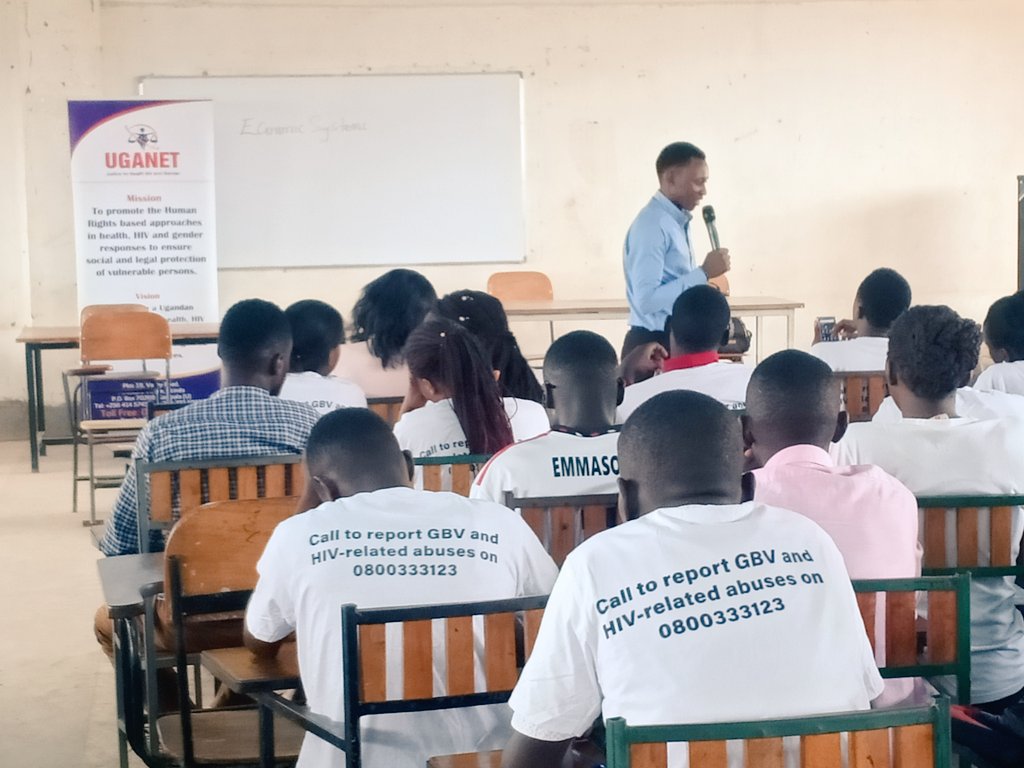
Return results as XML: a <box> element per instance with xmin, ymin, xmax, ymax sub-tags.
<box><xmin>2</xmin><ymin>0</ymin><xmax>1023</xmax><ymax>438</ymax></box>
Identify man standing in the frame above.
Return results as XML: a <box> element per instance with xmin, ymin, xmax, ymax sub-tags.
<box><xmin>622</xmin><ymin>141</ymin><xmax>731</xmax><ymax>357</ymax></box>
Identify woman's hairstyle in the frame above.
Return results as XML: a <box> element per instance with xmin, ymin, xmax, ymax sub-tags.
<box><xmin>285</xmin><ymin>299</ymin><xmax>344</xmax><ymax>373</ymax></box>
<box><xmin>403</xmin><ymin>318</ymin><xmax>514</xmax><ymax>455</ymax></box>
<box><xmin>350</xmin><ymin>269</ymin><xmax>437</xmax><ymax>369</ymax></box>
<box><xmin>435</xmin><ymin>290</ymin><xmax>544</xmax><ymax>403</ymax></box>
<box><xmin>887</xmin><ymin>305</ymin><xmax>982</xmax><ymax>400</ymax></box>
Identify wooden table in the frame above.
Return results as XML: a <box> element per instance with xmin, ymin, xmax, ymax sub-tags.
<box><xmin>502</xmin><ymin>296</ymin><xmax>804</xmax><ymax>361</ymax></box>
<box><xmin>15</xmin><ymin>323</ymin><xmax>219</xmax><ymax>471</ymax></box>
<box><xmin>202</xmin><ymin>644</ymin><xmax>301</xmax><ymax>694</ymax></box>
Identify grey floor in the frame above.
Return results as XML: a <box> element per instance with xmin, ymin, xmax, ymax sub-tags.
<box><xmin>0</xmin><ymin>439</ymin><xmax>144</xmax><ymax>767</ymax></box>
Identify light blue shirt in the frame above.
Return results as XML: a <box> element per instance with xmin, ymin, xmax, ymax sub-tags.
<box><xmin>623</xmin><ymin>191</ymin><xmax>708</xmax><ymax>330</ymax></box>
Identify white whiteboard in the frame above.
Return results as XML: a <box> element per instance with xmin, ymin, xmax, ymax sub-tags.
<box><xmin>140</xmin><ymin>74</ymin><xmax>525</xmax><ymax>268</ymax></box>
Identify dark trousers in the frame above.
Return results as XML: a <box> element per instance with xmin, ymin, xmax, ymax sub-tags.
<box><xmin>621</xmin><ymin>327</ymin><xmax>670</xmax><ymax>359</ymax></box>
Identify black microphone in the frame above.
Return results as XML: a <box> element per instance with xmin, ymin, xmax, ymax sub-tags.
<box><xmin>702</xmin><ymin>205</ymin><xmax>720</xmax><ymax>250</ymax></box>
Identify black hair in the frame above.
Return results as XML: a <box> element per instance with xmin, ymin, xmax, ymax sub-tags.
<box><xmin>350</xmin><ymin>269</ymin><xmax>437</xmax><ymax>369</ymax></box>
<box><xmin>619</xmin><ymin>390</ymin><xmax>742</xmax><ymax>489</ymax></box>
<box><xmin>285</xmin><ymin>299</ymin><xmax>344</xmax><ymax>373</ymax></box>
<box><xmin>544</xmin><ymin>330</ymin><xmax>618</xmax><ymax>379</ymax></box>
<box><xmin>746</xmin><ymin>350</ymin><xmax>839</xmax><ymax>447</ymax></box>
<box><xmin>856</xmin><ymin>268</ymin><xmax>912</xmax><ymax>331</ymax></box>
<box><xmin>217</xmin><ymin>299</ymin><xmax>291</xmax><ymax>371</ymax></box>
<box><xmin>305</xmin><ymin>407</ymin><xmax>405</xmax><ymax>477</ymax></box>
<box><xmin>435</xmin><ymin>290</ymin><xmax>545</xmax><ymax>403</ymax></box>
<box><xmin>403</xmin><ymin>319</ymin><xmax>515</xmax><ymax>455</ymax></box>
<box><xmin>983</xmin><ymin>292</ymin><xmax>1024</xmax><ymax>361</ymax></box>
<box><xmin>887</xmin><ymin>305</ymin><xmax>982</xmax><ymax>399</ymax></box>
<box><xmin>656</xmin><ymin>142</ymin><xmax>706</xmax><ymax>176</ymax></box>
<box><xmin>669</xmin><ymin>285</ymin><xmax>731</xmax><ymax>352</ymax></box>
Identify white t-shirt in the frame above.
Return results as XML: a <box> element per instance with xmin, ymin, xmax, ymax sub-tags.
<box><xmin>279</xmin><ymin>371</ymin><xmax>368</xmax><ymax>415</ymax></box>
<box><xmin>873</xmin><ymin>387</ymin><xmax>1024</xmax><ymax>423</ymax></box>
<box><xmin>509</xmin><ymin>502</ymin><xmax>882</xmax><ymax>749</ymax></box>
<box><xmin>471</xmin><ymin>430</ymin><xmax>620</xmax><ymax>505</ymax></box>
<box><xmin>809</xmin><ymin>337</ymin><xmax>889</xmax><ymax>372</ymax></box>
<box><xmin>246</xmin><ymin>487</ymin><xmax>559</xmax><ymax>768</ymax></box>
<box><xmin>393</xmin><ymin>397</ymin><xmax>550</xmax><ymax>459</ymax></box>
<box><xmin>976</xmin><ymin>361</ymin><xmax>1024</xmax><ymax>397</ymax></box>
<box><xmin>831</xmin><ymin>417</ymin><xmax>1024</xmax><ymax>703</ymax></box>
<box><xmin>617</xmin><ymin>362</ymin><xmax>752</xmax><ymax>422</ymax></box>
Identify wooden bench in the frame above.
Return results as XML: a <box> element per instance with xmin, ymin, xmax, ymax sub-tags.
<box><xmin>414</xmin><ymin>454</ymin><xmax>491</xmax><ymax>495</ymax></box>
<box><xmin>604</xmin><ymin>697</ymin><xmax>951</xmax><ymax>767</ymax></box>
<box><xmin>917</xmin><ymin>495</ymin><xmax>1024</xmax><ymax>577</ymax></box>
<box><xmin>136</xmin><ymin>454</ymin><xmax>305</xmax><ymax>553</ymax></box>
<box><xmin>835</xmin><ymin>370</ymin><xmax>887</xmax><ymax>422</ymax></box>
<box><xmin>367</xmin><ymin>396</ymin><xmax>403</xmax><ymax>427</ymax></box>
<box><xmin>506</xmin><ymin>492</ymin><xmax>619</xmax><ymax>567</ymax></box>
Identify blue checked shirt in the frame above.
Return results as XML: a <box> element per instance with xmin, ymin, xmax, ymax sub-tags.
<box><xmin>624</xmin><ymin>191</ymin><xmax>708</xmax><ymax>331</ymax></box>
<box><xmin>99</xmin><ymin>386</ymin><xmax>320</xmax><ymax>556</ymax></box>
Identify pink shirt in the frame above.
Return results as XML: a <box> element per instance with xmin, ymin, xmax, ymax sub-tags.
<box><xmin>752</xmin><ymin>444</ymin><xmax>921</xmax><ymax>705</ymax></box>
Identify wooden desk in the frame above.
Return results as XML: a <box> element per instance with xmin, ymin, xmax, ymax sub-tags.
<box><xmin>15</xmin><ymin>323</ymin><xmax>219</xmax><ymax>471</ymax></box>
<box><xmin>202</xmin><ymin>644</ymin><xmax>301</xmax><ymax>694</ymax></box>
<box><xmin>502</xmin><ymin>296</ymin><xmax>804</xmax><ymax>361</ymax></box>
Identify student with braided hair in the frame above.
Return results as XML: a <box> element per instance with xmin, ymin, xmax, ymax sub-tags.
<box><xmin>832</xmin><ymin>305</ymin><xmax>1024</xmax><ymax>720</ymax></box>
<box><xmin>394</xmin><ymin>319</ymin><xmax>547</xmax><ymax>463</ymax></box>
<box><xmin>435</xmin><ymin>289</ymin><xmax>545</xmax><ymax>404</ymax></box>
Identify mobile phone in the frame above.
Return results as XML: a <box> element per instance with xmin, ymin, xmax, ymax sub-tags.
<box><xmin>817</xmin><ymin>316</ymin><xmax>837</xmax><ymax>342</ymax></box>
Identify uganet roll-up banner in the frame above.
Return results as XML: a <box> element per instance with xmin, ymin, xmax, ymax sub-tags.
<box><xmin>68</xmin><ymin>100</ymin><xmax>218</xmax><ymax>322</ymax></box>
<box><xmin>68</xmin><ymin>101</ymin><xmax>221</xmax><ymax>417</ymax></box>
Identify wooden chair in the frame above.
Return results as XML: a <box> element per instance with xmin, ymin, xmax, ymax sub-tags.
<box><xmin>486</xmin><ymin>271</ymin><xmax>554</xmax><ymax>303</ymax></box>
<box><xmin>80</xmin><ymin>302</ymin><xmax>149</xmax><ymax>324</ymax></box>
<box><xmin>604</xmin><ymin>697</ymin><xmax>951</xmax><ymax>767</ymax></box>
<box><xmin>366</xmin><ymin>396</ymin><xmax>403</xmax><ymax>427</ymax></box>
<box><xmin>835</xmin><ymin>370</ymin><xmax>887</xmax><ymax>422</ymax></box>
<box><xmin>261</xmin><ymin>595</ymin><xmax>548</xmax><ymax>768</ymax></box>
<box><xmin>63</xmin><ymin>309</ymin><xmax>173</xmax><ymax>524</ymax></box>
<box><xmin>852</xmin><ymin>575</ymin><xmax>971</xmax><ymax>704</ymax></box>
<box><xmin>506</xmin><ymin>492</ymin><xmax>619</xmax><ymax>567</ymax></box>
<box><xmin>148</xmin><ymin>501</ymin><xmax>305</xmax><ymax>766</ymax></box>
<box><xmin>135</xmin><ymin>454</ymin><xmax>305</xmax><ymax>553</ymax></box>
<box><xmin>414</xmin><ymin>455</ymin><xmax>491</xmax><ymax>495</ymax></box>
<box><xmin>917</xmin><ymin>495</ymin><xmax>1024</xmax><ymax>577</ymax></box>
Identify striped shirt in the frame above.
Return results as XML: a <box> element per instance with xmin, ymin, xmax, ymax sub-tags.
<box><xmin>98</xmin><ymin>386</ymin><xmax>319</xmax><ymax>556</ymax></box>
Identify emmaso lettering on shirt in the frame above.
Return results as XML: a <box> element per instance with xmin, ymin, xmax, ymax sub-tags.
<box><xmin>551</xmin><ymin>454</ymin><xmax>620</xmax><ymax>478</ymax></box>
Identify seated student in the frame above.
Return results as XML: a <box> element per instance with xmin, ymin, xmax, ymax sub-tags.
<box><xmin>395</xmin><ymin>319</ymin><xmax>548</xmax><ymax>462</ymax></box>
<box><xmin>279</xmin><ymin>299</ymin><xmax>367</xmax><ymax>415</ymax></box>
<box><xmin>503</xmin><ymin>391</ymin><xmax>882</xmax><ymax>768</ymax></box>
<box><xmin>616</xmin><ymin>285</ymin><xmax>753</xmax><ymax>420</ymax></box>
<box><xmin>435</xmin><ymin>290</ymin><xmax>545</xmax><ymax>404</ymax></box>
<box><xmin>831</xmin><ymin>305</ymin><xmax>1024</xmax><ymax>715</ymax></box>
<box><xmin>93</xmin><ymin>299</ymin><xmax>319</xmax><ymax>663</ymax></box>
<box><xmin>472</xmin><ymin>330</ymin><xmax>622</xmax><ymax>504</ymax></box>
<box><xmin>334</xmin><ymin>269</ymin><xmax>437</xmax><ymax>398</ymax></box>
<box><xmin>244</xmin><ymin>408</ymin><xmax>558</xmax><ymax>768</ymax></box>
<box><xmin>810</xmin><ymin>267</ymin><xmax>911</xmax><ymax>371</ymax></box>
<box><xmin>743</xmin><ymin>349</ymin><xmax>920</xmax><ymax>704</ymax></box>
<box><xmin>976</xmin><ymin>291</ymin><xmax>1024</xmax><ymax>396</ymax></box>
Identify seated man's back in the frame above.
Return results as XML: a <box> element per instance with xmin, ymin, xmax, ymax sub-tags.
<box><xmin>245</xmin><ymin>409</ymin><xmax>558</xmax><ymax>768</ymax></box>
<box><xmin>473</xmin><ymin>331</ymin><xmax>622</xmax><ymax>504</ymax></box>
<box><xmin>617</xmin><ymin>285</ymin><xmax>752</xmax><ymax>421</ymax></box>
<box><xmin>504</xmin><ymin>391</ymin><xmax>881</xmax><ymax>768</ymax></box>
<box><xmin>99</xmin><ymin>299</ymin><xmax>320</xmax><ymax>556</ymax></box>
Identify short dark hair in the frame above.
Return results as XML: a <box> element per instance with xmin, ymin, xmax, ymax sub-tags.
<box><xmin>285</xmin><ymin>300</ymin><xmax>344</xmax><ymax>373</ymax></box>
<box><xmin>435</xmin><ymin>290</ymin><xmax>544</xmax><ymax>403</ymax></box>
<box><xmin>856</xmin><ymin>268</ymin><xmax>912</xmax><ymax>331</ymax></box>
<box><xmin>656</xmin><ymin>142</ymin><xmax>706</xmax><ymax>176</ymax></box>
<box><xmin>888</xmin><ymin>305</ymin><xmax>981</xmax><ymax>399</ymax></box>
<box><xmin>543</xmin><ymin>331</ymin><xmax>619</xmax><ymax>406</ymax></box>
<box><xmin>217</xmin><ymin>299</ymin><xmax>292</xmax><ymax>370</ymax></box>
<box><xmin>619</xmin><ymin>390</ymin><xmax>742</xmax><ymax>490</ymax></box>
<box><xmin>305</xmin><ymin>407</ymin><xmax>404</xmax><ymax>477</ymax></box>
<box><xmin>670</xmin><ymin>285</ymin><xmax>731</xmax><ymax>352</ymax></box>
<box><xmin>984</xmin><ymin>292</ymin><xmax>1024</xmax><ymax>361</ymax></box>
<box><xmin>403</xmin><ymin>318</ymin><xmax>514</xmax><ymax>455</ymax></box>
<box><xmin>350</xmin><ymin>269</ymin><xmax>437</xmax><ymax>369</ymax></box>
<box><xmin>746</xmin><ymin>350</ymin><xmax>839</xmax><ymax>448</ymax></box>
